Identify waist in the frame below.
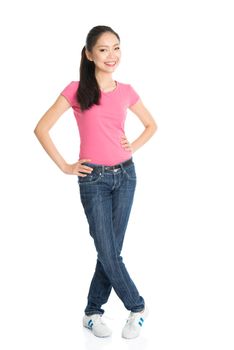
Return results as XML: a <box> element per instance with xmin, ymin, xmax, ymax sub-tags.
<box><xmin>84</xmin><ymin>157</ymin><xmax>133</xmax><ymax>172</ymax></box>
<box><xmin>79</xmin><ymin>133</ymin><xmax>132</xmax><ymax>167</ymax></box>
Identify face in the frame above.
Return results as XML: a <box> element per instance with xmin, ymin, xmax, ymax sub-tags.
<box><xmin>85</xmin><ymin>32</ymin><xmax>121</xmax><ymax>73</ymax></box>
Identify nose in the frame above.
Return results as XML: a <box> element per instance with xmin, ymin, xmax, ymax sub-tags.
<box><xmin>107</xmin><ymin>50</ymin><xmax>116</xmax><ymax>59</ymax></box>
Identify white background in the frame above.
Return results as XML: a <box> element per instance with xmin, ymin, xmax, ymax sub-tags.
<box><xmin>0</xmin><ymin>1</ymin><xmax>233</xmax><ymax>349</ymax></box>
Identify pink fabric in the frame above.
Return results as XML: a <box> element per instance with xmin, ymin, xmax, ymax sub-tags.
<box><xmin>60</xmin><ymin>80</ymin><xmax>140</xmax><ymax>165</ymax></box>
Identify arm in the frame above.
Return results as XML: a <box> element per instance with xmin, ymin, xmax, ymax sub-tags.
<box><xmin>121</xmin><ymin>99</ymin><xmax>158</xmax><ymax>152</ymax></box>
<box><xmin>34</xmin><ymin>95</ymin><xmax>93</xmax><ymax>176</ymax></box>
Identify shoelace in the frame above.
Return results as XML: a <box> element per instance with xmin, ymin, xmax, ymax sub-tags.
<box><xmin>125</xmin><ymin>312</ymin><xmax>139</xmax><ymax>323</ymax></box>
<box><xmin>126</xmin><ymin>310</ymin><xmax>146</xmax><ymax>326</ymax></box>
<box><xmin>101</xmin><ymin>314</ymin><xmax>114</xmax><ymax>321</ymax></box>
<box><xmin>92</xmin><ymin>314</ymin><xmax>112</xmax><ymax>325</ymax></box>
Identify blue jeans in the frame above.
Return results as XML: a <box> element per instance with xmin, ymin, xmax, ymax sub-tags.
<box><xmin>77</xmin><ymin>158</ymin><xmax>145</xmax><ymax>316</ymax></box>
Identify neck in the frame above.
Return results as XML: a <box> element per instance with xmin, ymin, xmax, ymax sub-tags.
<box><xmin>95</xmin><ymin>70</ymin><xmax>115</xmax><ymax>88</ymax></box>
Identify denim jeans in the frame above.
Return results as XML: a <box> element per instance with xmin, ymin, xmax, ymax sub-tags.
<box><xmin>77</xmin><ymin>158</ymin><xmax>145</xmax><ymax>316</ymax></box>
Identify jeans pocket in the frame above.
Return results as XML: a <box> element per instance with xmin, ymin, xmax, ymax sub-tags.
<box><xmin>78</xmin><ymin>170</ymin><xmax>102</xmax><ymax>185</ymax></box>
<box><xmin>124</xmin><ymin>164</ymin><xmax>137</xmax><ymax>181</ymax></box>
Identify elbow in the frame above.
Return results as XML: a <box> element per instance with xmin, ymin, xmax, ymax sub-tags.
<box><xmin>153</xmin><ymin>122</ymin><xmax>158</xmax><ymax>133</ymax></box>
<box><xmin>34</xmin><ymin>121</ymin><xmax>40</xmax><ymax>134</ymax></box>
<box><xmin>34</xmin><ymin>123</ymin><xmax>49</xmax><ymax>137</ymax></box>
<box><xmin>34</xmin><ymin>125</ymin><xmax>41</xmax><ymax>137</ymax></box>
<box><xmin>150</xmin><ymin>121</ymin><xmax>158</xmax><ymax>135</ymax></box>
<box><xmin>34</xmin><ymin>126</ymin><xmax>38</xmax><ymax>136</ymax></box>
<box><xmin>34</xmin><ymin>126</ymin><xmax>47</xmax><ymax>141</ymax></box>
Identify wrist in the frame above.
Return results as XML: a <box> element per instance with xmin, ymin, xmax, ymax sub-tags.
<box><xmin>130</xmin><ymin>143</ymin><xmax>137</xmax><ymax>153</ymax></box>
<box><xmin>60</xmin><ymin>161</ymin><xmax>68</xmax><ymax>173</ymax></box>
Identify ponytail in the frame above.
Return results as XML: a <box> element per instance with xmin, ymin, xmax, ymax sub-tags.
<box><xmin>76</xmin><ymin>46</ymin><xmax>100</xmax><ymax>111</ymax></box>
<box><xmin>76</xmin><ymin>26</ymin><xmax>120</xmax><ymax>112</ymax></box>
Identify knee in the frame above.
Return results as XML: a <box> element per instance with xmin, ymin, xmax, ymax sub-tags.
<box><xmin>98</xmin><ymin>252</ymin><xmax>123</xmax><ymax>271</ymax></box>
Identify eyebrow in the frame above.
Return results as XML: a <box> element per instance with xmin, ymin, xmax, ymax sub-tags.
<box><xmin>96</xmin><ymin>43</ymin><xmax>120</xmax><ymax>48</ymax></box>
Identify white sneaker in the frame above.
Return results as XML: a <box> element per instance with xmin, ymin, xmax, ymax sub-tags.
<box><xmin>83</xmin><ymin>314</ymin><xmax>112</xmax><ymax>337</ymax></box>
<box><xmin>122</xmin><ymin>306</ymin><xmax>149</xmax><ymax>339</ymax></box>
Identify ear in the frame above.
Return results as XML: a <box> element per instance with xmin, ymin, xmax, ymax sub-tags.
<box><xmin>85</xmin><ymin>49</ymin><xmax>93</xmax><ymax>62</ymax></box>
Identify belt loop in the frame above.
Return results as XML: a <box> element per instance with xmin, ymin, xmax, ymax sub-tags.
<box><xmin>101</xmin><ymin>165</ymin><xmax>104</xmax><ymax>175</ymax></box>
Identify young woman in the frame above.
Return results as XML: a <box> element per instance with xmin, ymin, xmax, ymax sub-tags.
<box><xmin>34</xmin><ymin>25</ymin><xmax>157</xmax><ymax>339</ymax></box>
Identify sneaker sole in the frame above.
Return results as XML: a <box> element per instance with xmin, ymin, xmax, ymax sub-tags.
<box><xmin>83</xmin><ymin>324</ymin><xmax>112</xmax><ymax>338</ymax></box>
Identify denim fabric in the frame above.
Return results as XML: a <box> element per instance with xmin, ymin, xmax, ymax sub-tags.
<box><xmin>77</xmin><ymin>158</ymin><xmax>145</xmax><ymax>316</ymax></box>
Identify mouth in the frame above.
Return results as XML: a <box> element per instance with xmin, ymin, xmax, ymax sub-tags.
<box><xmin>104</xmin><ymin>61</ymin><xmax>117</xmax><ymax>67</ymax></box>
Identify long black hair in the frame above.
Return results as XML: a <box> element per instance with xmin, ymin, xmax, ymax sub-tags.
<box><xmin>76</xmin><ymin>25</ymin><xmax>120</xmax><ymax>112</ymax></box>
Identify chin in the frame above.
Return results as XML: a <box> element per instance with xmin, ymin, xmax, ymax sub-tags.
<box><xmin>102</xmin><ymin>67</ymin><xmax>117</xmax><ymax>73</ymax></box>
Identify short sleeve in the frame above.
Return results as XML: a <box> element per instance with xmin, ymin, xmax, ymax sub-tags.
<box><xmin>128</xmin><ymin>84</ymin><xmax>140</xmax><ymax>107</ymax></box>
<box><xmin>60</xmin><ymin>81</ymin><xmax>78</xmax><ymax>107</ymax></box>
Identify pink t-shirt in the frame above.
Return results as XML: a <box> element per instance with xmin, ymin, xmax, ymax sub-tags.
<box><xmin>60</xmin><ymin>80</ymin><xmax>140</xmax><ymax>165</ymax></box>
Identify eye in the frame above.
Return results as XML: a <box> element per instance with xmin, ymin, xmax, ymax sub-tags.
<box><xmin>115</xmin><ymin>47</ymin><xmax>120</xmax><ymax>50</ymax></box>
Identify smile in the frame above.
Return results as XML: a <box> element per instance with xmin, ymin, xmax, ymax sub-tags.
<box><xmin>104</xmin><ymin>62</ymin><xmax>116</xmax><ymax>67</ymax></box>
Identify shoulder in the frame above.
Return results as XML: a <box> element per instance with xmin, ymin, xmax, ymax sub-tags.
<box><xmin>60</xmin><ymin>80</ymin><xmax>79</xmax><ymax>96</ymax></box>
<box><xmin>117</xmin><ymin>81</ymin><xmax>140</xmax><ymax>107</ymax></box>
<box><xmin>117</xmin><ymin>81</ymin><xmax>132</xmax><ymax>89</ymax></box>
<box><xmin>117</xmin><ymin>81</ymin><xmax>138</xmax><ymax>93</ymax></box>
<box><xmin>68</xmin><ymin>80</ymin><xmax>79</xmax><ymax>89</ymax></box>
<box><xmin>117</xmin><ymin>81</ymin><xmax>138</xmax><ymax>95</ymax></box>
<box><xmin>63</xmin><ymin>80</ymin><xmax>79</xmax><ymax>89</ymax></box>
<box><xmin>60</xmin><ymin>81</ymin><xmax>79</xmax><ymax>107</ymax></box>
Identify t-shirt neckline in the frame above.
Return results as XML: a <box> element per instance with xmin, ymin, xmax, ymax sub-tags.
<box><xmin>100</xmin><ymin>80</ymin><xmax>118</xmax><ymax>95</ymax></box>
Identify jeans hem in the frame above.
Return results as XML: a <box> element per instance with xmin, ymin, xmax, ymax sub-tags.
<box><xmin>130</xmin><ymin>306</ymin><xmax>145</xmax><ymax>313</ymax></box>
<box><xmin>85</xmin><ymin>311</ymin><xmax>104</xmax><ymax>316</ymax></box>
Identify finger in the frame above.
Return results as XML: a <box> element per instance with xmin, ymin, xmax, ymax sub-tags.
<box><xmin>78</xmin><ymin>172</ymin><xmax>87</xmax><ymax>177</ymax></box>
<box><xmin>81</xmin><ymin>165</ymin><xmax>93</xmax><ymax>172</ymax></box>
<box><xmin>79</xmin><ymin>169</ymin><xmax>92</xmax><ymax>174</ymax></box>
<box><xmin>79</xmin><ymin>159</ymin><xmax>92</xmax><ymax>164</ymax></box>
<box><xmin>78</xmin><ymin>166</ymin><xmax>93</xmax><ymax>174</ymax></box>
<box><xmin>123</xmin><ymin>145</ymin><xmax>131</xmax><ymax>150</ymax></box>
